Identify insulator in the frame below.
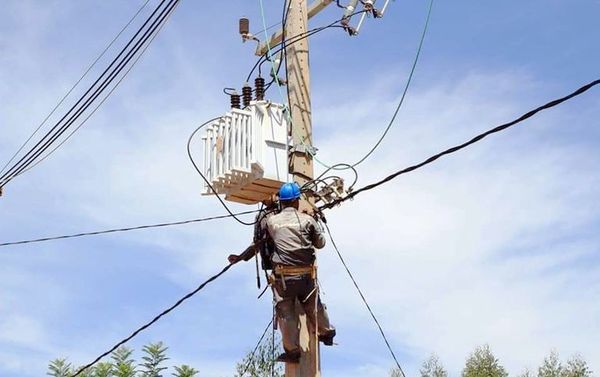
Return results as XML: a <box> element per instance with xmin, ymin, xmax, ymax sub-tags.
<box><xmin>242</xmin><ymin>83</ymin><xmax>253</xmax><ymax>108</ymax></box>
<box><xmin>239</xmin><ymin>17</ymin><xmax>250</xmax><ymax>35</ymax></box>
<box><xmin>230</xmin><ymin>92</ymin><xmax>241</xmax><ymax>109</ymax></box>
<box><xmin>254</xmin><ymin>77</ymin><xmax>265</xmax><ymax>101</ymax></box>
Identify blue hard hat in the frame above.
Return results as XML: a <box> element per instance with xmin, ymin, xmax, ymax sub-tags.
<box><xmin>279</xmin><ymin>182</ymin><xmax>301</xmax><ymax>201</ymax></box>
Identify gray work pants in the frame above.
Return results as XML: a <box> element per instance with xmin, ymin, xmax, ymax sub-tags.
<box><xmin>272</xmin><ymin>275</ymin><xmax>335</xmax><ymax>353</ymax></box>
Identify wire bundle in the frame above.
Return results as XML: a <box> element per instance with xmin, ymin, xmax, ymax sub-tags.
<box><xmin>0</xmin><ymin>0</ymin><xmax>181</xmax><ymax>189</ymax></box>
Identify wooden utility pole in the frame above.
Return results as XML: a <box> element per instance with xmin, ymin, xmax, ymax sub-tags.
<box><xmin>285</xmin><ymin>0</ymin><xmax>318</xmax><ymax>375</ymax></box>
<box><xmin>255</xmin><ymin>1</ymin><xmax>335</xmax><ymax>375</ymax></box>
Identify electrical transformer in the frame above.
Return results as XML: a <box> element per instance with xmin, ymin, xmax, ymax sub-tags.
<box><xmin>201</xmin><ymin>101</ymin><xmax>290</xmax><ymax>204</ymax></box>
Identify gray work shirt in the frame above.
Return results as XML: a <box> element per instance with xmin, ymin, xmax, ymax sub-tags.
<box><xmin>266</xmin><ymin>207</ymin><xmax>326</xmax><ymax>267</ymax></box>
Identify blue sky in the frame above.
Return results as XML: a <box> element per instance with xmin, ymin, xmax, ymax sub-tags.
<box><xmin>1</xmin><ymin>1</ymin><xmax>599</xmax><ymax>376</ymax></box>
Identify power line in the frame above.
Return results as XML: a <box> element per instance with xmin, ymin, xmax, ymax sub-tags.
<box><xmin>71</xmin><ymin>262</ymin><xmax>235</xmax><ymax>377</ymax></box>
<box><xmin>0</xmin><ymin>0</ymin><xmax>180</xmax><ymax>188</ymax></box>
<box><xmin>0</xmin><ymin>210</ymin><xmax>259</xmax><ymax>248</ymax></box>
<box><xmin>347</xmin><ymin>0</ymin><xmax>434</xmax><ymax>169</ymax></box>
<box><xmin>323</xmin><ymin>222</ymin><xmax>406</xmax><ymax>377</ymax></box>
<box><xmin>11</xmin><ymin>0</ymin><xmax>179</xmax><ymax>179</ymax></box>
<box><xmin>245</xmin><ymin>10</ymin><xmax>367</xmax><ymax>83</ymax></box>
<box><xmin>0</xmin><ymin>0</ymin><xmax>152</xmax><ymax>176</ymax></box>
<box><xmin>239</xmin><ymin>318</ymin><xmax>275</xmax><ymax>377</ymax></box>
<box><xmin>322</xmin><ymin>78</ymin><xmax>600</xmax><ymax>209</ymax></box>
<box><xmin>0</xmin><ymin>0</ymin><xmax>172</xmax><ymax>184</ymax></box>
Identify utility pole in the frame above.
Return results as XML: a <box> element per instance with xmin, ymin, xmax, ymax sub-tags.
<box><xmin>285</xmin><ymin>0</ymin><xmax>318</xmax><ymax>375</ymax></box>
<box><xmin>255</xmin><ymin>1</ymin><xmax>335</xmax><ymax>375</ymax></box>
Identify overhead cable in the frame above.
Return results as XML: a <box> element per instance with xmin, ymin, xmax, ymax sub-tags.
<box><xmin>324</xmin><ymin>222</ymin><xmax>406</xmax><ymax>377</ymax></box>
<box><xmin>238</xmin><ymin>318</ymin><xmax>275</xmax><ymax>377</ymax></box>
<box><xmin>321</xmin><ymin>79</ymin><xmax>600</xmax><ymax>209</ymax></box>
<box><xmin>322</xmin><ymin>78</ymin><xmax>600</xmax><ymax>209</ymax></box>
<box><xmin>246</xmin><ymin>10</ymin><xmax>368</xmax><ymax>83</ymax></box>
<box><xmin>0</xmin><ymin>0</ymin><xmax>152</xmax><ymax>176</ymax></box>
<box><xmin>0</xmin><ymin>210</ymin><xmax>259</xmax><ymax>248</ymax></box>
<box><xmin>346</xmin><ymin>0</ymin><xmax>434</xmax><ymax>168</ymax></box>
<box><xmin>0</xmin><ymin>0</ymin><xmax>180</xmax><ymax>188</ymax></box>
<box><xmin>7</xmin><ymin>80</ymin><xmax>598</xmax><ymax>247</ymax></box>
<box><xmin>13</xmin><ymin>0</ymin><xmax>178</xmax><ymax>179</ymax></box>
<box><xmin>71</xmin><ymin>262</ymin><xmax>234</xmax><ymax>377</ymax></box>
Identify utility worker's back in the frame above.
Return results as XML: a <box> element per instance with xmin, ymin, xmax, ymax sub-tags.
<box><xmin>267</xmin><ymin>207</ymin><xmax>326</xmax><ymax>267</ymax></box>
<box><xmin>265</xmin><ymin>182</ymin><xmax>336</xmax><ymax>363</ymax></box>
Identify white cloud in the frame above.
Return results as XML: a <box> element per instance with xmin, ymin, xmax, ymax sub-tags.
<box><xmin>1</xmin><ymin>2</ymin><xmax>600</xmax><ymax>377</ymax></box>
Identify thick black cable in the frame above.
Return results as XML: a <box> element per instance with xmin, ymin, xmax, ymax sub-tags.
<box><xmin>323</xmin><ymin>79</ymin><xmax>600</xmax><ymax>209</ymax></box>
<box><xmin>239</xmin><ymin>318</ymin><xmax>274</xmax><ymax>376</ymax></box>
<box><xmin>187</xmin><ymin>118</ymin><xmax>260</xmax><ymax>226</ymax></box>
<box><xmin>71</xmin><ymin>262</ymin><xmax>234</xmax><ymax>377</ymax></box>
<box><xmin>13</xmin><ymin>0</ymin><xmax>180</xmax><ymax>179</ymax></box>
<box><xmin>260</xmin><ymin>0</ymin><xmax>292</xmax><ymax>93</ymax></box>
<box><xmin>323</xmin><ymin>222</ymin><xmax>406</xmax><ymax>377</ymax></box>
<box><xmin>0</xmin><ymin>0</ymin><xmax>171</xmax><ymax>183</ymax></box>
<box><xmin>245</xmin><ymin>10</ymin><xmax>367</xmax><ymax>84</ymax></box>
<box><xmin>0</xmin><ymin>0</ymin><xmax>152</xmax><ymax>176</ymax></box>
<box><xmin>1</xmin><ymin>0</ymin><xmax>178</xmax><ymax>185</ymax></box>
<box><xmin>0</xmin><ymin>210</ymin><xmax>259</xmax><ymax>248</ymax></box>
<box><xmin>0</xmin><ymin>0</ymin><xmax>178</xmax><ymax>186</ymax></box>
<box><xmin>245</xmin><ymin>24</ymin><xmax>330</xmax><ymax>83</ymax></box>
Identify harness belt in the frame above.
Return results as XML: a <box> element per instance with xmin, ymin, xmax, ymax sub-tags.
<box><xmin>274</xmin><ymin>265</ymin><xmax>316</xmax><ymax>279</ymax></box>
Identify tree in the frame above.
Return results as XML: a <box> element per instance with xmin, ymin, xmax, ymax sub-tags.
<box><xmin>420</xmin><ymin>354</ymin><xmax>448</xmax><ymax>377</ymax></box>
<box><xmin>389</xmin><ymin>368</ymin><xmax>403</xmax><ymax>377</ymax></box>
<box><xmin>562</xmin><ymin>354</ymin><xmax>592</xmax><ymax>377</ymax></box>
<box><xmin>172</xmin><ymin>365</ymin><xmax>199</xmax><ymax>377</ymax></box>
<box><xmin>518</xmin><ymin>368</ymin><xmax>534</xmax><ymax>377</ymax></box>
<box><xmin>538</xmin><ymin>351</ymin><xmax>562</xmax><ymax>377</ymax></box>
<box><xmin>47</xmin><ymin>359</ymin><xmax>72</xmax><ymax>377</ymax></box>
<box><xmin>462</xmin><ymin>345</ymin><xmax>508</xmax><ymax>377</ymax></box>
<box><xmin>48</xmin><ymin>343</ymin><xmax>197</xmax><ymax>377</ymax></box>
<box><xmin>112</xmin><ymin>346</ymin><xmax>136</xmax><ymax>377</ymax></box>
<box><xmin>234</xmin><ymin>333</ymin><xmax>283</xmax><ymax>377</ymax></box>
<box><xmin>140</xmin><ymin>342</ymin><xmax>169</xmax><ymax>377</ymax></box>
<box><xmin>94</xmin><ymin>362</ymin><xmax>114</xmax><ymax>377</ymax></box>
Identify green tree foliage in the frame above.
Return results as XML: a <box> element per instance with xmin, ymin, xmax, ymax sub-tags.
<box><xmin>112</xmin><ymin>346</ymin><xmax>137</xmax><ymax>377</ymax></box>
<box><xmin>94</xmin><ymin>362</ymin><xmax>114</xmax><ymax>377</ymax></box>
<box><xmin>562</xmin><ymin>354</ymin><xmax>593</xmax><ymax>377</ymax></box>
<box><xmin>48</xmin><ymin>343</ymin><xmax>196</xmax><ymax>377</ymax></box>
<box><xmin>462</xmin><ymin>345</ymin><xmax>508</xmax><ymax>377</ymax></box>
<box><xmin>47</xmin><ymin>359</ymin><xmax>72</xmax><ymax>377</ymax></box>
<box><xmin>234</xmin><ymin>334</ymin><xmax>283</xmax><ymax>377</ymax></box>
<box><xmin>140</xmin><ymin>342</ymin><xmax>169</xmax><ymax>377</ymax></box>
<box><xmin>537</xmin><ymin>351</ymin><xmax>593</xmax><ymax>377</ymax></box>
<box><xmin>538</xmin><ymin>351</ymin><xmax>563</xmax><ymax>377</ymax></box>
<box><xmin>518</xmin><ymin>368</ymin><xmax>534</xmax><ymax>377</ymax></box>
<box><xmin>420</xmin><ymin>354</ymin><xmax>448</xmax><ymax>377</ymax></box>
<box><xmin>172</xmin><ymin>365</ymin><xmax>199</xmax><ymax>377</ymax></box>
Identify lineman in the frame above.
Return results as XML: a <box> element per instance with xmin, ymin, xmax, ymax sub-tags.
<box><xmin>267</xmin><ymin>182</ymin><xmax>335</xmax><ymax>363</ymax></box>
<box><xmin>228</xmin><ymin>182</ymin><xmax>336</xmax><ymax>363</ymax></box>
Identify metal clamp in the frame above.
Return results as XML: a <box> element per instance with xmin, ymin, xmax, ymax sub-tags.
<box><xmin>290</xmin><ymin>144</ymin><xmax>318</xmax><ymax>156</ymax></box>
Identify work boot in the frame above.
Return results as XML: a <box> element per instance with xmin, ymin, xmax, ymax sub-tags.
<box><xmin>318</xmin><ymin>329</ymin><xmax>336</xmax><ymax>346</ymax></box>
<box><xmin>275</xmin><ymin>350</ymin><xmax>301</xmax><ymax>363</ymax></box>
